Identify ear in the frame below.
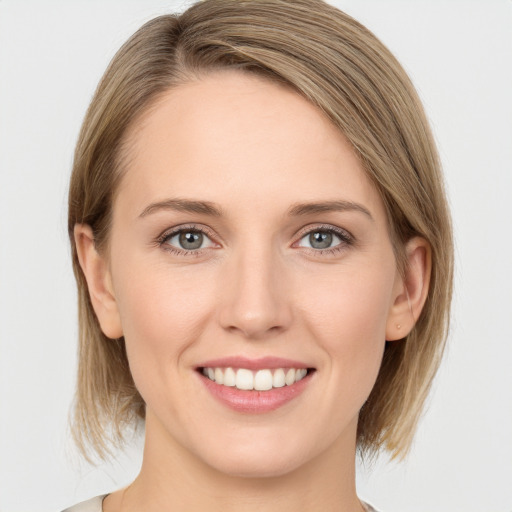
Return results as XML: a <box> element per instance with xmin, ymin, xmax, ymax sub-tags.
<box><xmin>386</xmin><ymin>237</ymin><xmax>431</xmax><ymax>341</ymax></box>
<box><xmin>74</xmin><ymin>224</ymin><xmax>123</xmax><ymax>339</ymax></box>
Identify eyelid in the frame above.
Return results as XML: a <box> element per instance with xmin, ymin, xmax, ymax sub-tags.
<box><xmin>293</xmin><ymin>224</ymin><xmax>353</xmax><ymax>243</ymax></box>
<box><xmin>156</xmin><ymin>224</ymin><xmax>220</xmax><ymax>254</ymax></box>
<box><xmin>292</xmin><ymin>224</ymin><xmax>354</xmax><ymax>252</ymax></box>
<box><xmin>154</xmin><ymin>223</ymin><xmax>354</xmax><ymax>256</ymax></box>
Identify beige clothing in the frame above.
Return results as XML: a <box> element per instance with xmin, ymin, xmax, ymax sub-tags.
<box><xmin>61</xmin><ymin>495</ymin><xmax>106</xmax><ymax>512</ymax></box>
<box><xmin>62</xmin><ymin>495</ymin><xmax>379</xmax><ymax>511</ymax></box>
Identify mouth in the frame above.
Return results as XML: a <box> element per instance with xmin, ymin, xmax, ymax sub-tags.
<box><xmin>195</xmin><ymin>357</ymin><xmax>316</xmax><ymax>413</ymax></box>
<box><xmin>198</xmin><ymin>366</ymin><xmax>314</xmax><ymax>391</ymax></box>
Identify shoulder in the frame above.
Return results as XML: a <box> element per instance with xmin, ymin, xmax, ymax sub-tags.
<box><xmin>362</xmin><ymin>501</ymin><xmax>380</xmax><ymax>512</ymax></box>
<box><xmin>61</xmin><ymin>495</ymin><xmax>107</xmax><ymax>512</ymax></box>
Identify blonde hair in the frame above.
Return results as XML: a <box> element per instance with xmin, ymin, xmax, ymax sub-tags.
<box><xmin>68</xmin><ymin>0</ymin><xmax>453</xmax><ymax>461</ymax></box>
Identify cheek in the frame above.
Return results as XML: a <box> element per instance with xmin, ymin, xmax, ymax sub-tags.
<box><xmin>301</xmin><ymin>262</ymin><xmax>393</xmax><ymax>337</ymax></box>
<box><xmin>112</xmin><ymin>258</ymin><xmax>215</xmax><ymax>387</ymax></box>
<box><xmin>299</xmin><ymin>262</ymin><xmax>395</xmax><ymax>395</ymax></box>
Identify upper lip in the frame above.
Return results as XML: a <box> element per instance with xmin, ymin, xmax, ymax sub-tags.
<box><xmin>196</xmin><ymin>356</ymin><xmax>313</xmax><ymax>371</ymax></box>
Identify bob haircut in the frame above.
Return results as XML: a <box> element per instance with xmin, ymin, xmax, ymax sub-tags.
<box><xmin>68</xmin><ymin>0</ymin><xmax>453</xmax><ymax>461</ymax></box>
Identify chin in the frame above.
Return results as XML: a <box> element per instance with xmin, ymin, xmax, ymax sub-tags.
<box><xmin>193</xmin><ymin>434</ymin><xmax>313</xmax><ymax>479</ymax></box>
<box><xmin>208</xmin><ymin>452</ymin><xmax>306</xmax><ymax>479</ymax></box>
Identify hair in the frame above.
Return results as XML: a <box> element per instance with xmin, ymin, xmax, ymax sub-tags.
<box><xmin>68</xmin><ymin>0</ymin><xmax>453</xmax><ymax>461</ymax></box>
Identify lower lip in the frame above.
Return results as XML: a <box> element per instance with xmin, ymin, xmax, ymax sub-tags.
<box><xmin>198</xmin><ymin>371</ymin><xmax>314</xmax><ymax>413</ymax></box>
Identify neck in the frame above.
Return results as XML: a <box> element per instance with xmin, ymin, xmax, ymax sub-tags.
<box><xmin>105</xmin><ymin>411</ymin><xmax>363</xmax><ymax>512</ymax></box>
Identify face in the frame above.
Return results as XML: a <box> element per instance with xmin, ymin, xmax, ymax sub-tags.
<box><xmin>102</xmin><ymin>72</ymin><xmax>403</xmax><ymax>477</ymax></box>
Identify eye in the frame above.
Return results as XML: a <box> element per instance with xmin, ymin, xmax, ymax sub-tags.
<box><xmin>162</xmin><ymin>228</ymin><xmax>216</xmax><ymax>252</ymax></box>
<box><xmin>299</xmin><ymin>230</ymin><xmax>341</xmax><ymax>249</ymax></box>
<box><xmin>295</xmin><ymin>227</ymin><xmax>352</xmax><ymax>251</ymax></box>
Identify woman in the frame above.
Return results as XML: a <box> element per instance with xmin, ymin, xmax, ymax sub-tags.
<box><xmin>64</xmin><ymin>0</ymin><xmax>453</xmax><ymax>510</ymax></box>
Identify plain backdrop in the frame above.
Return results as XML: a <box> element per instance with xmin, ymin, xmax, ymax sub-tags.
<box><xmin>1</xmin><ymin>1</ymin><xmax>511</xmax><ymax>511</ymax></box>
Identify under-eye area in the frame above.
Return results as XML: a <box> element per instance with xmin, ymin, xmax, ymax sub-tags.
<box><xmin>198</xmin><ymin>367</ymin><xmax>316</xmax><ymax>391</ymax></box>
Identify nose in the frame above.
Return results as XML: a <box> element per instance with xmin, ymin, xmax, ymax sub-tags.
<box><xmin>217</xmin><ymin>245</ymin><xmax>292</xmax><ymax>340</ymax></box>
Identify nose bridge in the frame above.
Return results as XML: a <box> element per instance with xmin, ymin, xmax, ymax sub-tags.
<box><xmin>218</xmin><ymin>238</ymin><xmax>291</xmax><ymax>339</ymax></box>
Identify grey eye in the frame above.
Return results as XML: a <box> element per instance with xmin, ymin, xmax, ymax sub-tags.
<box><xmin>179</xmin><ymin>231</ymin><xmax>204</xmax><ymax>250</ymax></box>
<box><xmin>298</xmin><ymin>230</ymin><xmax>343</xmax><ymax>250</ymax></box>
<box><xmin>165</xmin><ymin>230</ymin><xmax>215</xmax><ymax>251</ymax></box>
<box><xmin>309</xmin><ymin>231</ymin><xmax>333</xmax><ymax>249</ymax></box>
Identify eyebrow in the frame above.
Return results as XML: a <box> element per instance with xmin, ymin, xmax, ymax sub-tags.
<box><xmin>138</xmin><ymin>198</ymin><xmax>373</xmax><ymax>221</ymax></box>
<box><xmin>287</xmin><ymin>200</ymin><xmax>374</xmax><ymax>221</ymax></box>
<box><xmin>139</xmin><ymin>198</ymin><xmax>223</xmax><ymax>218</ymax></box>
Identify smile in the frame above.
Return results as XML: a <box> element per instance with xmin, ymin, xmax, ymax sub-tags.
<box><xmin>196</xmin><ymin>357</ymin><xmax>316</xmax><ymax>413</ymax></box>
<box><xmin>201</xmin><ymin>367</ymin><xmax>309</xmax><ymax>391</ymax></box>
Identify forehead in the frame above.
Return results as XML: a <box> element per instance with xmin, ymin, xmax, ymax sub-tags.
<box><xmin>116</xmin><ymin>71</ymin><xmax>385</xmax><ymax>223</ymax></box>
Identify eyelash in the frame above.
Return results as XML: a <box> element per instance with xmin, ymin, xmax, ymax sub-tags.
<box><xmin>156</xmin><ymin>224</ymin><xmax>354</xmax><ymax>257</ymax></box>
<box><xmin>156</xmin><ymin>224</ymin><xmax>217</xmax><ymax>257</ymax></box>
<box><xmin>293</xmin><ymin>224</ymin><xmax>354</xmax><ymax>256</ymax></box>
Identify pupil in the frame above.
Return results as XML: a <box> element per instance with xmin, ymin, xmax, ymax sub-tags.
<box><xmin>309</xmin><ymin>231</ymin><xmax>332</xmax><ymax>249</ymax></box>
<box><xmin>179</xmin><ymin>231</ymin><xmax>203</xmax><ymax>250</ymax></box>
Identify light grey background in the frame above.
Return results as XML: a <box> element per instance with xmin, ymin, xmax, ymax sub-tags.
<box><xmin>1</xmin><ymin>1</ymin><xmax>511</xmax><ymax>511</ymax></box>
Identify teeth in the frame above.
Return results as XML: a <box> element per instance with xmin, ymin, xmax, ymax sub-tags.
<box><xmin>236</xmin><ymin>368</ymin><xmax>254</xmax><ymax>390</ymax></box>
<box><xmin>285</xmin><ymin>368</ymin><xmax>296</xmax><ymax>386</ymax></box>
<box><xmin>214</xmin><ymin>368</ymin><xmax>224</xmax><ymax>385</ymax></box>
<box><xmin>223</xmin><ymin>367</ymin><xmax>236</xmax><ymax>386</ymax></box>
<box><xmin>202</xmin><ymin>366</ymin><xmax>309</xmax><ymax>390</ymax></box>
<box><xmin>254</xmin><ymin>369</ymin><xmax>273</xmax><ymax>391</ymax></box>
<box><xmin>272</xmin><ymin>368</ymin><xmax>285</xmax><ymax>388</ymax></box>
<box><xmin>295</xmin><ymin>368</ymin><xmax>307</xmax><ymax>382</ymax></box>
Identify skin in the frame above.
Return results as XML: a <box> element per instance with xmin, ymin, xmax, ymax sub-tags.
<box><xmin>76</xmin><ymin>71</ymin><xmax>430</xmax><ymax>512</ymax></box>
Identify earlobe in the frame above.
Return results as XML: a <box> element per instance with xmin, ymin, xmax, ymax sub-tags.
<box><xmin>386</xmin><ymin>237</ymin><xmax>431</xmax><ymax>341</ymax></box>
<box><xmin>74</xmin><ymin>224</ymin><xmax>123</xmax><ymax>339</ymax></box>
